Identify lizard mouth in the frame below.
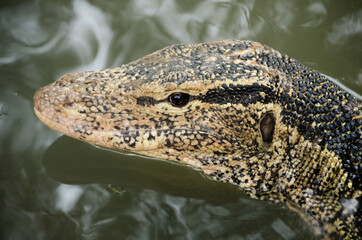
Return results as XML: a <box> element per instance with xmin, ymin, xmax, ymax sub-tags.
<box><xmin>34</xmin><ymin>100</ymin><xmax>163</xmax><ymax>152</ymax></box>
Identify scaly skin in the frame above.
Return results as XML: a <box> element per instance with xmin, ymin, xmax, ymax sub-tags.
<box><xmin>33</xmin><ymin>40</ymin><xmax>361</xmax><ymax>239</ymax></box>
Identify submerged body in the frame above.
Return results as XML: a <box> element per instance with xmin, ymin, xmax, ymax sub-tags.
<box><xmin>33</xmin><ymin>40</ymin><xmax>361</xmax><ymax>239</ymax></box>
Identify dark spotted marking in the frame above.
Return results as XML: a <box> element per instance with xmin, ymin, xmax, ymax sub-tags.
<box><xmin>202</xmin><ymin>84</ymin><xmax>274</xmax><ymax>106</ymax></box>
<box><xmin>136</xmin><ymin>96</ymin><xmax>158</xmax><ymax>107</ymax></box>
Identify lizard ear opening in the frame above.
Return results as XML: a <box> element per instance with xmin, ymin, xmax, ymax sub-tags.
<box><xmin>260</xmin><ymin>112</ymin><xmax>275</xmax><ymax>144</ymax></box>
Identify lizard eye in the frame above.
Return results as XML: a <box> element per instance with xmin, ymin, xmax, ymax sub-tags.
<box><xmin>168</xmin><ymin>92</ymin><xmax>190</xmax><ymax>107</ymax></box>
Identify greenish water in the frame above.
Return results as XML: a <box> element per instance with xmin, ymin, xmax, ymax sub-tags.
<box><xmin>0</xmin><ymin>0</ymin><xmax>361</xmax><ymax>239</ymax></box>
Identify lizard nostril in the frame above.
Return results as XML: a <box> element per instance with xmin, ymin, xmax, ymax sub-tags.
<box><xmin>64</xmin><ymin>102</ymin><xmax>74</xmax><ymax>108</ymax></box>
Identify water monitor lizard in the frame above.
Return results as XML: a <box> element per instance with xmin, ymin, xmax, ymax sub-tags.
<box><xmin>33</xmin><ymin>40</ymin><xmax>361</xmax><ymax>239</ymax></box>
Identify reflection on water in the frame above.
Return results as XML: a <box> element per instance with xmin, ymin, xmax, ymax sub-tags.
<box><xmin>0</xmin><ymin>1</ymin><xmax>67</xmax><ymax>65</ymax></box>
<box><xmin>43</xmin><ymin>137</ymin><xmax>242</xmax><ymax>203</ymax></box>
<box><xmin>64</xmin><ymin>0</ymin><xmax>113</xmax><ymax>71</ymax></box>
<box><xmin>0</xmin><ymin>0</ymin><xmax>361</xmax><ymax>239</ymax></box>
<box><xmin>41</xmin><ymin>137</ymin><xmax>313</xmax><ymax>239</ymax></box>
<box><xmin>327</xmin><ymin>9</ymin><xmax>362</xmax><ymax>46</ymax></box>
<box><xmin>55</xmin><ymin>184</ymin><xmax>84</xmax><ymax>213</ymax></box>
<box><xmin>300</xmin><ymin>2</ymin><xmax>327</xmax><ymax>27</ymax></box>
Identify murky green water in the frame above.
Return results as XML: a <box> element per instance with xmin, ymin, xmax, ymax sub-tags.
<box><xmin>0</xmin><ymin>0</ymin><xmax>361</xmax><ymax>239</ymax></box>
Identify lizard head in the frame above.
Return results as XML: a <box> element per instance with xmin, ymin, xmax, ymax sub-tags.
<box><xmin>34</xmin><ymin>39</ymin><xmax>362</xmax><ymax>239</ymax></box>
<box><xmin>34</xmin><ymin>40</ymin><xmax>290</xmax><ymax>189</ymax></box>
